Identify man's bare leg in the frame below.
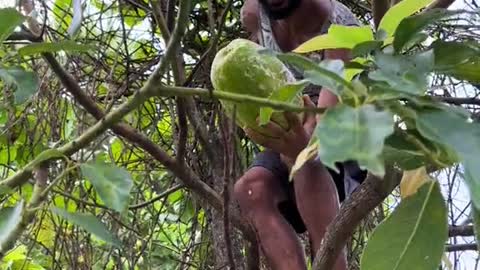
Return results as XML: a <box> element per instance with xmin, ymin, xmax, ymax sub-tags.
<box><xmin>234</xmin><ymin>167</ymin><xmax>307</xmax><ymax>270</ymax></box>
<box><xmin>293</xmin><ymin>160</ymin><xmax>347</xmax><ymax>270</ymax></box>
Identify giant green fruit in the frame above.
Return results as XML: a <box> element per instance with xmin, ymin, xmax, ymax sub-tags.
<box><xmin>211</xmin><ymin>38</ymin><xmax>302</xmax><ymax>138</ymax></box>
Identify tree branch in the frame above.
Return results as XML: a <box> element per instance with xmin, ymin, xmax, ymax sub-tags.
<box><xmin>312</xmin><ymin>168</ymin><xmax>402</xmax><ymax>270</ymax></box>
<box><xmin>449</xmin><ymin>225</ymin><xmax>475</xmax><ymax>237</ymax></box>
<box><xmin>436</xmin><ymin>96</ymin><xmax>480</xmax><ymax>106</ymax></box>
<box><xmin>427</xmin><ymin>0</ymin><xmax>457</xmax><ymax>10</ymax></box>
<box><xmin>151</xmin><ymin>0</ymin><xmax>171</xmax><ymax>41</ymax></box>
<box><xmin>157</xmin><ymin>86</ymin><xmax>327</xmax><ymax>114</ymax></box>
<box><xmin>372</xmin><ymin>0</ymin><xmax>390</xmax><ymax>28</ymax></box>
<box><xmin>0</xmin><ymin>165</ymin><xmax>48</xmax><ymax>259</ymax></box>
<box><xmin>129</xmin><ymin>184</ymin><xmax>184</xmax><ymax>210</ymax></box>
<box><xmin>446</xmin><ymin>243</ymin><xmax>478</xmax><ymax>252</ymax></box>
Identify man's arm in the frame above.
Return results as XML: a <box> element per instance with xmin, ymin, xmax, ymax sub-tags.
<box><xmin>317</xmin><ymin>48</ymin><xmax>352</xmax><ymax>110</ymax></box>
<box><xmin>241</xmin><ymin>0</ymin><xmax>260</xmax><ymax>42</ymax></box>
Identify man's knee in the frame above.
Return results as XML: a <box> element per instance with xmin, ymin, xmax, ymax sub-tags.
<box><xmin>233</xmin><ymin>167</ymin><xmax>279</xmax><ymax>209</ymax></box>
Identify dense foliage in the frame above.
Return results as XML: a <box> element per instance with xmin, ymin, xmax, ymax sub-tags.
<box><xmin>0</xmin><ymin>0</ymin><xmax>479</xmax><ymax>269</ymax></box>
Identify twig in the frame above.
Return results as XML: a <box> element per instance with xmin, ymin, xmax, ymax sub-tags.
<box><xmin>182</xmin><ymin>0</ymin><xmax>234</xmax><ymax>87</ymax></box>
<box><xmin>436</xmin><ymin>96</ymin><xmax>480</xmax><ymax>106</ymax></box>
<box><xmin>449</xmin><ymin>225</ymin><xmax>475</xmax><ymax>237</ymax></box>
<box><xmin>129</xmin><ymin>184</ymin><xmax>184</xmax><ymax>210</ymax></box>
<box><xmin>149</xmin><ymin>0</ymin><xmax>191</xmax><ymax>84</ymax></box>
<box><xmin>166</xmin><ymin>0</ymin><xmax>176</xmax><ymax>32</ymax></box>
<box><xmin>157</xmin><ymin>86</ymin><xmax>327</xmax><ymax>114</ymax></box>
<box><xmin>175</xmin><ymin>99</ymin><xmax>188</xmax><ymax>163</ymax></box>
<box><xmin>52</xmin><ymin>189</ymin><xmax>111</xmax><ymax>210</ymax></box>
<box><xmin>312</xmin><ymin>168</ymin><xmax>402</xmax><ymax>270</ymax></box>
<box><xmin>150</xmin><ymin>0</ymin><xmax>171</xmax><ymax>41</ymax></box>
<box><xmin>446</xmin><ymin>243</ymin><xmax>478</xmax><ymax>252</ymax></box>
<box><xmin>426</xmin><ymin>0</ymin><xmax>457</xmax><ymax>10</ymax></box>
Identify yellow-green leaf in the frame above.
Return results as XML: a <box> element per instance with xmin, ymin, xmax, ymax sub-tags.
<box><xmin>400</xmin><ymin>166</ymin><xmax>430</xmax><ymax>198</ymax></box>
<box><xmin>294</xmin><ymin>25</ymin><xmax>374</xmax><ymax>53</ymax></box>
<box><xmin>378</xmin><ymin>0</ymin><xmax>434</xmax><ymax>37</ymax></box>
<box><xmin>290</xmin><ymin>141</ymin><xmax>319</xmax><ymax>180</ymax></box>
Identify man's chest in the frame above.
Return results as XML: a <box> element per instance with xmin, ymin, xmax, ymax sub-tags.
<box><xmin>266</xmin><ymin>23</ymin><xmax>323</xmax><ymax>52</ymax></box>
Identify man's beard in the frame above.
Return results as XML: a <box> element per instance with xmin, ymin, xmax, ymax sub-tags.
<box><xmin>259</xmin><ymin>0</ymin><xmax>302</xmax><ymax>20</ymax></box>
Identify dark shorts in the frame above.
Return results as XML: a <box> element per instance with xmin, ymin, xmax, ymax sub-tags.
<box><xmin>250</xmin><ymin>149</ymin><xmax>367</xmax><ymax>233</ymax></box>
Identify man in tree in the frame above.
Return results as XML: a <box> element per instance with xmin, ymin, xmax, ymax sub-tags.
<box><xmin>233</xmin><ymin>0</ymin><xmax>367</xmax><ymax>269</ymax></box>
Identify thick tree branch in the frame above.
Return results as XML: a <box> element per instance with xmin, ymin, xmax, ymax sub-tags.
<box><xmin>372</xmin><ymin>0</ymin><xmax>390</xmax><ymax>28</ymax></box>
<box><xmin>312</xmin><ymin>168</ymin><xmax>402</xmax><ymax>270</ymax></box>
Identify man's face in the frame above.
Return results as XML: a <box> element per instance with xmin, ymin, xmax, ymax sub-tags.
<box><xmin>258</xmin><ymin>0</ymin><xmax>301</xmax><ymax>20</ymax></box>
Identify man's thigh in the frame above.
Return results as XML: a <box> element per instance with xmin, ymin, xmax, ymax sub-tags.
<box><xmin>249</xmin><ymin>149</ymin><xmax>308</xmax><ymax>233</ymax></box>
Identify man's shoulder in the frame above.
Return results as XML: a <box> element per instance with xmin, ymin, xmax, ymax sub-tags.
<box><xmin>330</xmin><ymin>1</ymin><xmax>360</xmax><ymax>26</ymax></box>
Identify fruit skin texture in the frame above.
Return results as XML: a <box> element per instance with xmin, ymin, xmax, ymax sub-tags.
<box><xmin>211</xmin><ymin>38</ymin><xmax>301</xmax><ymax>138</ymax></box>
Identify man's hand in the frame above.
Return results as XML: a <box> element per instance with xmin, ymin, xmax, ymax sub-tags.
<box><xmin>245</xmin><ymin>95</ymin><xmax>317</xmax><ymax>166</ymax></box>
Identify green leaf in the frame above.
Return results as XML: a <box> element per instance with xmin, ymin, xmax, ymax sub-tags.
<box><xmin>382</xmin><ymin>132</ymin><xmax>428</xmax><ymax>170</ymax></box>
<box><xmin>394</xmin><ymin>9</ymin><xmax>462</xmax><ymax>52</ymax></box>
<box><xmin>314</xmin><ymin>104</ymin><xmax>394</xmax><ymax>176</ymax></box>
<box><xmin>0</xmin><ymin>185</ymin><xmax>13</xmax><ymax>196</ymax></box>
<box><xmin>259</xmin><ymin>81</ymin><xmax>307</xmax><ymax>125</ymax></box>
<box><xmin>369</xmin><ymin>50</ymin><xmax>434</xmax><ymax>95</ymax></box>
<box><xmin>378</xmin><ymin>0</ymin><xmax>434</xmax><ymax>37</ymax></box>
<box><xmin>0</xmin><ymin>147</ymin><xmax>17</xmax><ymax>165</ymax></box>
<box><xmin>416</xmin><ymin>108</ymin><xmax>480</xmax><ymax>209</ymax></box>
<box><xmin>360</xmin><ymin>180</ymin><xmax>448</xmax><ymax>270</ymax></box>
<box><xmin>367</xmin><ymin>82</ymin><xmax>410</xmax><ymax>102</ymax></box>
<box><xmin>275</xmin><ymin>53</ymin><xmax>352</xmax><ymax>95</ymax></box>
<box><xmin>18</xmin><ymin>40</ymin><xmax>95</xmax><ymax>56</ymax></box>
<box><xmin>80</xmin><ymin>161</ymin><xmax>133</xmax><ymax>212</ymax></box>
<box><xmin>2</xmin><ymin>244</ymin><xmax>27</xmax><ymax>261</ymax></box>
<box><xmin>352</xmin><ymin>40</ymin><xmax>384</xmax><ymax>58</ymax></box>
<box><xmin>0</xmin><ymin>67</ymin><xmax>39</xmax><ymax>104</ymax></box>
<box><xmin>433</xmin><ymin>40</ymin><xmax>480</xmax><ymax>70</ymax></box>
<box><xmin>0</xmin><ymin>202</ymin><xmax>24</xmax><ymax>247</ymax></box>
<box><xmin>0</xmin><ymin>8</ymin><xmax>26</xmax><ymax>43</ymax></box>
<box><xmin>51</xmin><ymin>207</ymin><xmax>121</xmax><ymax>247</ymax></box>
<box><xmin>294</xmin><ymin>25</ymin><xmax>374</xmax><ymax>53</ymax></box>
<box><xmin>442</xmin><ymin>60</ymin><xmax>480</xmax><ymax>83</ymax></box>
<box><xmin>303</xmin><ymin>60</ymin><xmax>346</xmax><ymax>95</ymax></box>
<box><xmin>463</xmin><ymin>162</ymin><xmax>480</xmax><ymax>210</ymax></box>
